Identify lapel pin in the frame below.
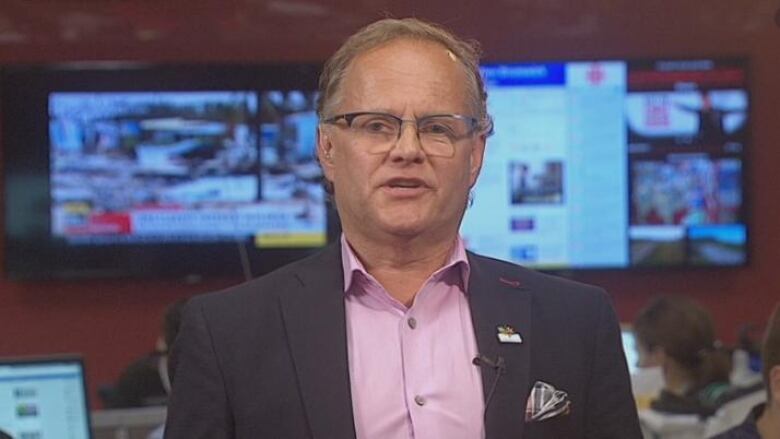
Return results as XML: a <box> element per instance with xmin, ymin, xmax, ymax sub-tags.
<box><xmin>497</xmin><ymin>324</ymin><xmax>523</xmax><ymax>344</ymax></box>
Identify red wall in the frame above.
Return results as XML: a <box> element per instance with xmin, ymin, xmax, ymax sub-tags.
<box><xmin>1</xmin><ymin>1</ymin><xmax>779</xmax><ymax>408</ymax></box>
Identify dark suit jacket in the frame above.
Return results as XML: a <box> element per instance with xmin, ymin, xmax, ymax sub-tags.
<box><xmin>165</xmin><ymin>243</ymin><xmax>641</xmax><ymax>439</ymax></box>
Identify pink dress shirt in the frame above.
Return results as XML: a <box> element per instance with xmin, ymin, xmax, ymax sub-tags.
<box><xmin>341</xmin><ymin>235</ymin><xmax>485</xmax><ymax>439</ymax></box>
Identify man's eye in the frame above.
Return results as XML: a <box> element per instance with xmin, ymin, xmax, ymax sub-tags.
<box><xmin>359</xmin><ymin>119</ymin><xmax>396</xmax><ymax>134</ymax></box>
<box><xmin>420</xmin><ymin>122</ymin><xmax>456</xmax><ymax>136</ymax></box>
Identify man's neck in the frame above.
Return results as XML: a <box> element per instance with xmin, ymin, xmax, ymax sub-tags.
<box><xmin>344</xmin><ymin>231</ymin><xmax>458</xmax><ymax>306</ymax></box>
<box><xmin>757</xmin><ymin>403</ymin><xmax>780</xmax><ymax>439</ymax></box>
<box><xmin>663</xmin><ymin>362</ymin><xmax>694</xmax><ymax>397</ymax></box>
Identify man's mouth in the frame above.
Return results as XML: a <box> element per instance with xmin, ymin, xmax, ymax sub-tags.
<box><xmin>385</xmin><ymin>178</ymin><xmax>427</xmax><ymax>189</ymax></box>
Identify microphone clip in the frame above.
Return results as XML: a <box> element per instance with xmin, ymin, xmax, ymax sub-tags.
<box><xmin>473</xmin><ymin>354</ymin><xmax>506</xmax><ymax>373</ymax></box>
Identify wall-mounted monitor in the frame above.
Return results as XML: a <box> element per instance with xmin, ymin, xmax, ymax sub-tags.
<box><xmin>462</xmin><ymin>58</ymin><xmax>748</xmax><ymax>269</ymax></box>
<box><xmin>2</xmin><ymin>63</ymin><xmax>335</xmax><ymax>280</ymax></box>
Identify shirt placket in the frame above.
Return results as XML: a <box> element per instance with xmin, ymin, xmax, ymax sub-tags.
<box><xmin>398</xmin><ymin>281</ymin><xmax>437</xmax><ymax>439</ymax></box>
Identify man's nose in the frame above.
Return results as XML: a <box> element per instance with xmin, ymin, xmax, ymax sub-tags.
<box><xmin>388</xmin><ymin>121</ymin><xmax>425</xmax><ymax>162</ymax></box>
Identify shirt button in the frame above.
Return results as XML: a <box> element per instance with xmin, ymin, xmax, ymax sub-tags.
<box><xmin>407</xmin><ymin>317</ymin><xmax>417</xmax><ymax>329</ymax></box>
<box><xmin>414</xmin><ymin>395</ymin><xmax>426</xmax><ymax>406</ymax></box>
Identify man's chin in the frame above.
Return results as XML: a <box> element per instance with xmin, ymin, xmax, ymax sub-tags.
<box><xmin>375</xmin><ymin>216</ymin><xmax>451</xmax><ymax>241</ymax></box>
<box><xmin>379</xmin><ymin>222</ymin><xmax>427</xmax><ymax>238</ymax></box>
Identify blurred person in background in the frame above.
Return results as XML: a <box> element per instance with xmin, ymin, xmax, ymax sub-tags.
<box><xmin>714</xmin><ymin>303</ymin><xmax>780</xmax><ymax>439</ymax></box>
<box><xmin>146</xmin><ymin>299</ymin><xmax>188</xmax><ymax>439</ymax></box>
<box><xmin>633</xmin><ymin>295</ymin><xmax>733</xmax><ymax>417</ymax></box>
<box><xmin>106</xmin><ymin>299</ymin><xmax>186</xmax><ymax>409</ymax></box>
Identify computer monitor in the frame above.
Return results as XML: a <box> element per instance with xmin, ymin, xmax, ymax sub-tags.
<box><xmin>621</xmin><ymin>327</ymin><xmax>639</xmax><ymax>375</ymax></box>
<box><xmin>0</xmin><ymin>355</ymin><xmax>92</xmax><ymax>439</ymax></box>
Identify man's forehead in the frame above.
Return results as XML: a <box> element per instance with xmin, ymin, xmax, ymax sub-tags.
<box><xmin>339</xmin><ymin>39</ymin><xmax>469</xmax><ymax>97</ymax></box>
<box><xmin>351</xmin><ymin>38</ymin><xmax>459</xmax><ymax>66</ymax></box>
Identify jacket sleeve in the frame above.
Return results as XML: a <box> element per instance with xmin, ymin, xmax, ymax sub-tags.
<box><xmin>584</xmin><ymin>292</ymin><xmax>643</xmax><ymax>439</ymax></box>
<box><xmin>164</xmin><ymin>298</ymin><xmax>234</xmax><ymax>439</ymax></box>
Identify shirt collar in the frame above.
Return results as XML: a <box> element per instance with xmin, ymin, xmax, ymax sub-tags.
<box><xmin>340</xmin><ymin>234</ymin><xmax>471</xmax><ymax>294</ymax></box>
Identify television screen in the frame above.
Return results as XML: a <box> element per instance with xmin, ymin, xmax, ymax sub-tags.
<box><xmin>3</xmin><ymin>64</ymin><xmax>334</xmax><ymax>279</ymax></box>
<box><xmin>49</xmin><ymin>90</ymin><xmax>325</xmax><ymax>247</ymax></box>
<box><xmin>461</xmin><ymin>58</ymin><xmax>748</xmax><ymax>269</ymax></box>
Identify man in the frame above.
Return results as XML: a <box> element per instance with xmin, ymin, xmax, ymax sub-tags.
<box><xmin>713</xmin><ymin>304</ymin><xmax>780</xmax><ymax>439</ymax></box>
<box><xmin>164</xmin><ymin>18</ymin><xmax>640</xmax><ymax>439</ymax></box>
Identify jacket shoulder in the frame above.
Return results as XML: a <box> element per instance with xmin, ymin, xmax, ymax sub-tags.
<box><xmin>189</xmin><ymin>243</ymin><xmax>341</xmax><ymax>311</ymax></box>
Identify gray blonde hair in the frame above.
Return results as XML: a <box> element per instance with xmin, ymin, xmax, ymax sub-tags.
<box><xmin>317</xmin><ymin>17</ymin><xmax>490</xmax><ymax>125</ymax></box>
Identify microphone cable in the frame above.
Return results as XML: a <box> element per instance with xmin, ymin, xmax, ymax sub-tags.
<box><xmin>472</xmin><ymin>354</ymin><xmax>506</xmax><ymax>422</ymax></box>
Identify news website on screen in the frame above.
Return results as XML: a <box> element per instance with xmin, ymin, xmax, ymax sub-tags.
<box><xmin>460</xmin><ymin>59</ymin><xmax>747</xmax><ymax>269</ymax></box>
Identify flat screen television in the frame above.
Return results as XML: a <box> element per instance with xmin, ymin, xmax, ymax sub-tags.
<box><xmin>2</xmin><ymin>63</ymin><xmax>337</xmax><ymax>279</ymax></box>
<box><xmin>2</xmin><ymin>58</ymin><xmax>749</xmax><ymax>280</ymax></box>
<box><xmin>462</xmin><ymin>58</ymin><xmax>749</xmax><ymax>269</ymax></box>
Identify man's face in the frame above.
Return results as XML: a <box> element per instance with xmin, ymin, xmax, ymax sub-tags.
<box><xmin>318</xmin><ymin>39</ymin><xmax>486</xmax><ymax>244</ymax></box>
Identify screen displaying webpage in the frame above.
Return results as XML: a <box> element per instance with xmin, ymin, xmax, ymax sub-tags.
<box><xmin>0</xmin><ymin>362</ymin><xmax>90</xmax><ymax>439</ymax></box>
<box><xmin>461</xmin><ymin>58</ymin><xmax>747</xmax><ymax>269</ymax></box>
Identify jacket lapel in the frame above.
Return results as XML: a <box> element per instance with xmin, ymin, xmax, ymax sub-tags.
<box><xmin>468</xmin><ymin>252</ymin><xmax>532</xmax><ymax>439</ymax></box>
<box><xmin>279</xmin><ymin>244</ymin><xmax>357</xmax><ymax>439</ymax></box>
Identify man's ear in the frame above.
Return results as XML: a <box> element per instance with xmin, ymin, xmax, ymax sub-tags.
<box><xmin>468</xmin><ymin>135</ymin><xmax>487</xmax><ymax>188</ymax></box>
<box><xmin>317</xmin><ymin>125</ymin><xmax>336</xmax><ymax>183</ymax></box>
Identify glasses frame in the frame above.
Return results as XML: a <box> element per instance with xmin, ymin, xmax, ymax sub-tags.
<box><xmin>322</xmin><ymin>111</ymin><xmax>491</xmax><ymax>157</ymax></box>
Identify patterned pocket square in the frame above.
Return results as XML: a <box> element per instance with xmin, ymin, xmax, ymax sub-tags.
<box><xmin>525</xmin><ymin>380</ymin><xmax>571</xmax><ymax>422</ymax></box>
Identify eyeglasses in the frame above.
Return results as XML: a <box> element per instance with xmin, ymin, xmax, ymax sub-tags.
<box><xmin>322</xmin><ymin>111</ymin><xmax>491</xmax><ymax>157</ymax></box>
